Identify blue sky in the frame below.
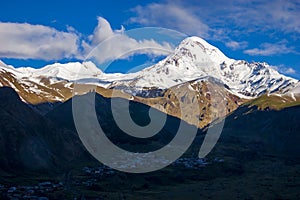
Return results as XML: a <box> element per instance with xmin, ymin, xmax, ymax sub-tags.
<box><xmin>0</xmin><ymin>0</ymin><xmax>299</xmax><ymax>79</ymax></box>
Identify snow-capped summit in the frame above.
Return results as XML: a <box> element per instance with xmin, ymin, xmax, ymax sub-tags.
<box><xmin>105</xmin><ymin>36</ymin><xmax>298</xmax><ymax>98</ymax></box>
<box><xmin>176</xmin><ymin>36</ymin><xmax>232</xmax><ymax>64</ymax></box>
<box><xmin>0</xmin><ymin>61</ymin><xmax>103</xmax><ymax>104</ymax></box>
<box><xmin>0</xmin><ymin>36</ymin><xmax>299</xmax><ymax>103</ymax></box>
<box><xmin>17</xmin><ymin>61</ymin><xmax>103</xmax><ymax>81</ymax></box>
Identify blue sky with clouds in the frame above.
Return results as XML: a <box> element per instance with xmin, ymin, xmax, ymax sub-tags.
<box><xmin>0</xmin><ymin>0</ymin><xmax>299</xmax><ymax>79</ymax></box>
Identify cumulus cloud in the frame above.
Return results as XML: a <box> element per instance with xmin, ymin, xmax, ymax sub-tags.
<box><xmin>244</xmin><ymin>42</ymin><xmax>296</xmax><ymax>56</ymax></box>
<box><xmin>129</xmin><ymin>3</ymin><xmax>210</xmax><ymax>38</ymax></box>
<box><xmin>0</xmin><ymin>18</ymin><xmax>174</xmax><ymax>63</ymax></box>
<box><xmin>82</xmin><ymin>17</ymin><xmax>174</xmax><ymax>64</ymax></box>
<box><xmin>0</xmin><ymin>22</ymin><xmax>79</xmax><ymax>60</ymax></box>
<box><xmin>89</xmin><ymin>17</ymin><xmax>124</xmax><ymax>45</ymax></box>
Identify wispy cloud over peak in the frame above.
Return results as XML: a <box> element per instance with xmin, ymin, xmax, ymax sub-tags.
<box><xmin>271</xmin><ymin>64</ymin><xmax>297</xmax><ymax>76</ymax></box>
<box><xmin>129</xmin><ymin>3</ymin><xmax>210</xmax><ymax>38</ymax></box>
<box><xmin>225</xmin><ymin>41</ymin><xmax>248</xmax><ymax>50</ymax></box>
<box><xmin>244</xmin><ymin>41</ymin><xmax>297</xmax><ymax>56</ymax></box>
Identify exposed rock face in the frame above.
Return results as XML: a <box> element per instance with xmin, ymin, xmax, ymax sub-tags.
<box><xmin>0</xmin><ymin>36</ymin><xmax>299</xmax><ymax>127</ymax></box>
<box><xmin>134</xmin><ymin>78</ymin><xmax>245</xmax><ymax>128</ymax></box>
<box><xmin>0</xmin><ymin>69</ymin><xmax>73</xmax><ymax>104</ymax></box>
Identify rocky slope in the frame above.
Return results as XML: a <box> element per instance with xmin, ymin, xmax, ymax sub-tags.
<box><xmin>1</xmin><ymin>86</ymin><xmax>300</xmax><ymax>199</ymax></box>
<box><xmin>0</xmin><ymin>36</ymin><xmax>299</xmax><ymax>126</ymax></box>
<box><xmin>103</xmin><ymin>37</ymin><xmax>299</xmax><ymax>99</ymax></box>
<box><xmin>134</xmin><ymin>77</ymin><xmax>244</xmax><ymax>128</ymax></box>
<box><xmin>0</xmin><ymin>61</ymin><xmax>103</xmax><ymax>104</ymax></box>
<box><xmin>1</xmin><ymin>36</ymin><xmax>299</xmax><ymax>102</ymax></box>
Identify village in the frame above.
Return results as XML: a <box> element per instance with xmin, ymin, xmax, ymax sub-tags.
<box><xmin>0</xmin><ymin>181</ymin><xmax>63</xmax><ymax>200</ymax></box>
<box><xmin>0</xmin><ymin>157</ymin><xmax>224</xmax><ymax>199</ymax></box>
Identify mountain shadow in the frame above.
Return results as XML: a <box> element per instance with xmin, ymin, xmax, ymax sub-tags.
<box><xmin>0</xmin><ymin>87</ymin><xmax>93</xmax><ymax>174</ymax></box>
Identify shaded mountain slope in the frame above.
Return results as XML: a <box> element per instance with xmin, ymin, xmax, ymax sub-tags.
<box><xmin>211</xmin><ymin>104</ymin><xmax>300</xmax><ymax>159</ymax></box>
<box><xmin>0</xmin><ymin>87</ymin><xmax>93</xmax><ymax>173</ymax></box>
<box><xmin>46</xmin><ymin>92</ymin><xmax>190</xmax><ymax>153</ymax></box>
<box><xmin>1</xmin><ymin>85</ymin><xmax>300</xmax><ymax>175</ymax></box>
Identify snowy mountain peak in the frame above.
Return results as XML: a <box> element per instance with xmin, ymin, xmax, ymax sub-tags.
<box><xmin>104</xmin><ymin>36</ymin><xmax>298</xmax><ymax>98</ymax></box>
<box><xmin>33</xmin><ymin>61</ymin><xmax>103</xmax><ymax>80</ymax></box>
<box><xmin>175</xmin><ymin>36</ymin><xmax>231</xmax><ymax>64</ymax></box>
<box><xmin>1</xmin><ymin>61</ymin><xmax>103</xmax><ymax>81</ymax></box>
<box><xmin>0</xmin><ymin>36</ymin><xmax>299</xmax><ymax>101</ymax></box>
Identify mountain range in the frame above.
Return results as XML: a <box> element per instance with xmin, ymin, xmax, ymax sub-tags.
<box><xmin>1</xmin><ymin>36</ymin><xmax>300</xmax><ymax>199</ymax></box>
<box><xmin>1</xmin><ymin>37</ymin><xmax>299</xmax><ymax>100</ymax></box>
<box><xmin>0</xmin><ymin>36</ymin><xmax>299</xmax><ymax>127</ymax></box>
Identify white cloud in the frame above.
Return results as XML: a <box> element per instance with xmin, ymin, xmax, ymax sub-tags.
<box><xmin>225</xmin><ymin>41</ymin><xmax>248</xmax><ymax>50</ymax></box>
<box><xmin>244</xmin><ymin>42</ymin><xmax>296</xmax><ymax>56</ymax></box>
<box><xmin>0</xmin><ymin>22</ymin><xmax>79</xmax><ymax>60</ymax></box>
<box><xmin>271</xmin><ymin>64</ymin><xmax>297</xmax><ymax>75</ymax></box>
<box><xmin>129</xmin><ymin>0</ymin><xmax>300</xmax><ymax>52</ymax></box>
<box><xmin>229</xmin><ymin>0</ymin><xmax>300</xmax><ymax>34</ymax></box>
<box><xmin>129</xmin><ymin>3</ymin><xmax>210</xmax><ymax>38</ymax></box>
<box><xmin>82</xmin><ymin>17</ymin><xmax>174</xmax><ymax>64</ymax></box>
<box><xmin>89</xmin><ymin>17</ymin><xmax>123</xmax><ymax>45</ymax></box>
<box><xmin>180</xmin><ymin>0</ymin><xmax>300</xmax><ymax>35</ymax></box>
<box><xmin>285</xmin><ymin>67</ymin><xmax>297</xmax><ymax>74</ymax></box>
<box><xmin>0</xmin><ymin>18</ymin><xmax>174</xmax><ymax>64</ymax></box>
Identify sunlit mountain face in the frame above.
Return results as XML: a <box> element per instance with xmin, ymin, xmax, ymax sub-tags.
<box><xmin>1</xmin><ymin>0</ymin><xmax>300</xmax><ymax>199</ymax></box>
